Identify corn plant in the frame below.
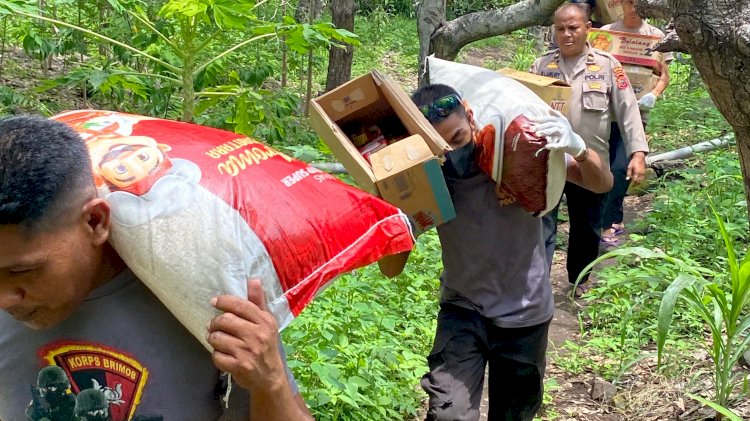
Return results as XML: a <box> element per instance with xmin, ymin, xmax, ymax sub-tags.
<box><xmin>577</xmin><ymin>196</ymin><xmax>749</xmax><ymax>420</ymax></box>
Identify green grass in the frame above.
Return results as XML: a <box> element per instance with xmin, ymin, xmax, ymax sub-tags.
<box><xmin>350</xmin><ymin>15</ymin><xmax>420</xmax><ymax>86</ymax></box>
<box><xmin>647</xmin><ymin>62</ymin><xmax>731</xmax><ymax>153</ymax></box>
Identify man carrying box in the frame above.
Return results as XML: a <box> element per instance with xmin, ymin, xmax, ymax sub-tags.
<box><xmin>531</xmin><ymin>3</ymin><xmax>649</xmax><ymax>297</ymax></box>
<box><xmin>599</xmin><ymin>0</ymin><xmax>672</xmax><ymax>243</ymax></box>
<box><xmin>392</xmin><ymin>84</ymin><xmax>612</xmax><ymax>420</ymax></box>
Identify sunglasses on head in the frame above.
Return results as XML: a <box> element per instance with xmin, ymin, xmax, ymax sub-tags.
<box><xmin>419</xmin><ymin>94</ymin><xmax>461</xmax><ymax>122</ymax></box>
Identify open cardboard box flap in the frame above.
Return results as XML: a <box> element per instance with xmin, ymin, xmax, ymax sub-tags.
<box><xmin>309</xmin><ymin>70</ymin><xmax>452</xmax><ymax>193</ymax></box>
<box><xmin>497</xmin><ymin>68</ymin><xmax>571</xmax><ymax>88</ymax></box>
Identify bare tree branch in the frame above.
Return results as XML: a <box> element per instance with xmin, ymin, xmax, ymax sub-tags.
<box><xmin>431</xmin><ymin>0</ymin><xmax>564</xmax><ymax>61</ymax></box>
<box><xmin>425</xmin><ymin>0</ymin><xmax>565</xmax><ymax>62</ymax></box>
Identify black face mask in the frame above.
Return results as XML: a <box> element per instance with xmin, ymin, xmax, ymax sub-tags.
<box><xmin>442</xmin><ymin>140</ymin><xmax>476</xmax><ymax>179</ymax></box>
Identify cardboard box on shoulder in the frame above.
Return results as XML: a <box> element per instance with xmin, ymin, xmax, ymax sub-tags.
<box><xmin>497</xmin><ymin>68</ymin><xmax>572</xmax><ymax>116</ymax></box>
<box><xmin>588</xmin><ymin>28</ymin><xmax>664</xmax><ymax>71</ymax></box>
<box><xmin>623</xmin><ymin>64</ymin><xmax>658</xmax><ymax>99</ymax></box>
<box><xmin>370</xmin><ymin>135</ymin><xmax>455</xmax><ymax>234</ymax></box>
<box><xmin>309</xmin><ymin>71</ymin><xmax>456</xmax><ymax>233</ymax></box>
<box><xmin>595</xmin><ymin>0</ymin><xmax>624</xmax><ymax>24</ymax></box>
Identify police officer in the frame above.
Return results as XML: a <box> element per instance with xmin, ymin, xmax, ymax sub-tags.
<box><xmin>531</xmin><ymin>3</ymin><xmax>648</xmax><ymax>296</ymax></box>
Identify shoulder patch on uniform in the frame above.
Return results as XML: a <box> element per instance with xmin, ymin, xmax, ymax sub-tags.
<box><xmin>613</xmin><ymin>66</ymin><xmax>630</xmax><ymax>90</ymax></box>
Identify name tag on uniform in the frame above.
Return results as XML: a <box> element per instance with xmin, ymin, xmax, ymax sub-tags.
<box><xmin>585</xmin><ymin>74</ymin><xmax>605</xmax><ymax>81</ymax></box>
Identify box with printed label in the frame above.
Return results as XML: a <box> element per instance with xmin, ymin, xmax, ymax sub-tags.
<box><xmin>309</xmin><ymin>71</ymin><xmax>455</xmax><ymax>233</ymax></box>
<box><xmin>588</xmin><ymin>28</ymin><xmax>664</xmax><ymax>71</ymax></box>
<box><xmin>369</xmin><ymin>135</ymin><xmax>455</xmax><ymax>234</ymax></box>
<box><xmin>595</xmin><ymin>0</ymin><xmax>624</xmax><ymax>24</ymax></box>
<box><xmin>623</xmin><ymin>64</ymin><xmax>658</xmax><ymax>99</ymax></box>
<box><xmin>497</xmin><ymin>68</ymin><xmax>572</xmax><ymax>116</ymax></box>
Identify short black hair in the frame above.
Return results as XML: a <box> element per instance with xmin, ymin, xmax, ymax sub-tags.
<box><xmin>411</xmin><ymin>84</ymin><xmax>466</xmax><ymax>124</ymax></box>
<box><xmin>555</xmin><ymin>3</ymin><xmax>590</xmax><ymax>23</ymax></box>
<box><xmin>0</xmin><ymin>115</ymin><xmax>95</xmax><ymax>231</ymax></box>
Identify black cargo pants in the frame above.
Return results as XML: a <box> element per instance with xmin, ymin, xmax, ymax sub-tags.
<box><xmin>421</xmin><ymin>304</ymin><xmax>551</xmax><ymax>421</ymax></box>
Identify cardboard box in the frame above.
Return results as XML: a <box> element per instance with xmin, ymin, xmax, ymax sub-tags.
<box><xmin>309</xmin><ymin>71</ymin><xmax>455</xmax><ymax>232</ymax></box>
<box><xmin>497</xmin><ymin>68</ymin><xmax>572</xmax><ymax>116</ymax></box>
<box><xmin>595</xmin><ymin>0</ymin><xmax>624</xmax><ymax>24</ymax></box>
<box><xmin>588</xmin><ymin>29</ymin><xmax>664</xmax><ymax>70</ymax></box>
<box><xmin>623</xmin><ymin>64</ymin><xmax>658</xmax><ymax>99</ymax></box>
<box><xmin>370</xmin><ymin>135</ymin><xmax>455</xmax><ymax>234</ymax></box>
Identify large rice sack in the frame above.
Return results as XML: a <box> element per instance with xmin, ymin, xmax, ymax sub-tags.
<box><xmin>53</xmin><ymin>110</ymin><xmax>414</xmax><ymax>351</ymax></box>
<box><xmin>426</xmin><ymin>56</ymin><xmax>567</xmax><ymax>216</ymax></box>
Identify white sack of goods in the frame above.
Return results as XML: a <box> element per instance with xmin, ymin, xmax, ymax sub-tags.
<box><xmin>53</xmin><ymin>110</ymin><xmax>415</xmax><ymax>351</ymax></box>
<box><xmin>426</xmin><ymin>56</ymin><xmax>567</xmax><ymax>216</ymax></box>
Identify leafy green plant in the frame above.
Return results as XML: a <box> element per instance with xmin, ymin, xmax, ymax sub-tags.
<box><xmin>1</xmin><ymin>0</ymin><xmax>358</xmax><ymax>123</ymax></box>
<box><xmin>509</xmin><ymin>29</ymin><xmax>542</xmax><ymax>71</ymax></box>
<box><xmin>283</xmin><ymin>232</ymin><xmax>443</xmax><ymax>421</ymax></box>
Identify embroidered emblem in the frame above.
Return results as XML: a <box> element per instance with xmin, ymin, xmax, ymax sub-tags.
<box><xmin>613</xmin><ymin>66</ymin><xmax>630</xmax><ymax>90</ymax></box>
<box><xmin>36</xmin><ymin>342</ymin><xmax>150</xmax><ymax>421</ymax></box>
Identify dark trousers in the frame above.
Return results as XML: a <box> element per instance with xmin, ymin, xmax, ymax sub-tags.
<box><xmin>421</xmin><ymin>304</ymin><xmax>550</xmax><ymax>421</ymax></box>
<box><xmin>543</xmin><ymin>182</ymin><xmax>607</xmax><ymax>284</ymax></box>
<box><xmin>601</xmin><ymin>122</ymin><xmax>630</xmax><ymax>228</ymax></box>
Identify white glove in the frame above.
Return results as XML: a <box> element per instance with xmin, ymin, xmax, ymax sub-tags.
<box><xmin>529</xmin><ymin>112</ymin><xmax>586</xmax><ymax>158</ymax></box>
<box><xmin>638</xmin><ymin>92</ymin><xmax>657</xmax><ymax>110</ymax></box>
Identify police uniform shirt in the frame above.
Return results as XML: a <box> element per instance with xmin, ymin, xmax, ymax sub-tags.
<box><xmin>530</xmin><ymin>43</ymin><xmax>649</xmax><ymax>167</ymax></box>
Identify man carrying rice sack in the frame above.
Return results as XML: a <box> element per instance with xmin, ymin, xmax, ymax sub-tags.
<box><xmin>0</xmin><ymin>116</ymin><xmax>312</xmax><ymax>420</ymax></box>
<box><xmin>531</xmin><ymin>3</ymin><xmax>649</xmax><ymax>297</ymax></box>
<box><xmin>388</xmin><ymin>84</ymin><xmax>612</xmax><ymax>420</ymax></box>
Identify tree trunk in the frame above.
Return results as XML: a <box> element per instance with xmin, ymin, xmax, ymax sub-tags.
<box><xmin>639</xmin><ymin>0</ymin><xmax>750</xmax><ymax>222</ymax></box>
<box><xmin>325</xmin><ymin>0</ymin><xmax>355</xmax><ymax>92</ymax></box>
<box><xmin>416</xmin><ymin>0</ymin><xmax>446</xmax><ymax>82</ymax></box>
<box><xmin>737</xmin><ymin>126</ymin><xmax>750</xmax><ymax>222</ymax></box>
<box><xmin>281</xmin><ymin>0</ymin><xmax>288</xmax><ymax>88</ymax></box>
<box><xmin>294</xmin><ymin>0</ymin><xmax>323</xmax><ymax>23</ymax></box>
<box><xmin>658</xmin><ymin>0</ymin><xmax>750</xmax><ymax>223</ymax></box>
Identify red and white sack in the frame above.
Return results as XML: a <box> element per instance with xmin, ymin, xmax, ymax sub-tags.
<box><xmin>426</xmin><ymin>57</ymin><xmax>567</xmax><ymax>216</ymax></box>
<box><xmin>53</xmin><ymin>110</ymin><xmax>414</xmax><ymax>351</ymax></box>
